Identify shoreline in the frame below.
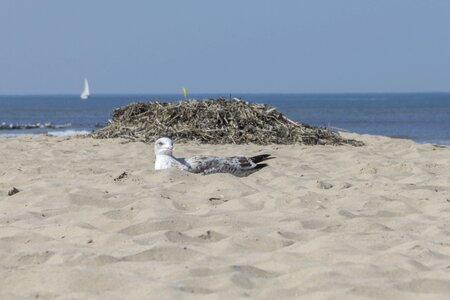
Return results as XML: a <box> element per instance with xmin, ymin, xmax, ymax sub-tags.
<box><xmin>1</xmin><ymin>130</ymin><xmax>449</xmax><ymax>147</ymax></box>
<box><xmin>1</xmin><ymin>133</ymin><xmax>449</xmax><ymax>299</ymax></box>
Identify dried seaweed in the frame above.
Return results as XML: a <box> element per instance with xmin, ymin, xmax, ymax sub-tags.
<box><xmin>92</xmin><ymin>98</ymin><xmax>363</xmax><ymax>146</ymax></box>
<box><xmin>8</xmin><ymin>187</ymin><xmax>20</xmax><ymax>196</ymax></box>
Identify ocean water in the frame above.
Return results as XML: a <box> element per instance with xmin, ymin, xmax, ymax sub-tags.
<box><xmin>0</xmin><ymin>93</ymin><xmax>449</xmax><ymax>145</ymax></box>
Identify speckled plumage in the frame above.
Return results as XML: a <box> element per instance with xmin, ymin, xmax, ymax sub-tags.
<box><xmin>154</xmin><ymin>137</ymin><xmax>272</xmax><ymax>177</ymax></box>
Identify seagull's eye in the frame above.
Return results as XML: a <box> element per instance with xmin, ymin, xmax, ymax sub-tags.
<box><xmin>157</xmin><ymin>142</ymin><xmax>163</xmax><ymax>145</ymax></box>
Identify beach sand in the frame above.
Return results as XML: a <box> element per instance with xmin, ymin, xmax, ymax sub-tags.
<box><xmin>0</xmin><ymin>133</ymin><xmax>449</xmax><ymax>299</ymax></box>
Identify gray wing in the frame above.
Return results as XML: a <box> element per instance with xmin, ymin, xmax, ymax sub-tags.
<box><xmin>183</xmin><ymin>155</ymin><xmax>268</xmax><ymax>177</ymax></box>
<box><xmin>169</xmin><ymin>157</ymin><xmax>191</xmax><ymax>171</ymax></box>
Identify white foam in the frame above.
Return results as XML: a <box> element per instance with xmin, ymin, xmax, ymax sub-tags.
<box><xmin>47</xmin><ymin>130</ymin><xmax>91</xmax><ymax>137</ymax></box>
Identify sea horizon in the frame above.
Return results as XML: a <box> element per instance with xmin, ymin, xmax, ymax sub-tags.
<box><xmin>2</xmin><ymin>91</ymin><xmax>450</xmax><ymax>97</ymax></box>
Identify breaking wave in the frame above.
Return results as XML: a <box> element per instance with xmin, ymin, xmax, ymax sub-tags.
<box><xmin>0</xmin><ymin>122</ymin><xmax>72</xmax><ymax>130</ymax></box>
<box><xmin>47</xmin><ymin>130</ymin><xmax>91</xmax><ymax>137</ymax></box>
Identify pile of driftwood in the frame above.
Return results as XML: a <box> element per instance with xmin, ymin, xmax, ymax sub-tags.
<box><xmin>92</xmin><ymin>98</ymin><xmax>363</xmax><ymax>146</ymax></box>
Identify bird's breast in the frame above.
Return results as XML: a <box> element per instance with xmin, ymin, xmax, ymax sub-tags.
<box><xmin>155</xmin><ymin>155</ymin><xmax>174</xmax><ymax>170</ymax></box>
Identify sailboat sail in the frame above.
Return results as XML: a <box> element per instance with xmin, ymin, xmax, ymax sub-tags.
<box><xmin>80</xmin><ymin>79</ymin><xmax>90</xmax><ymax>99</ymax></box>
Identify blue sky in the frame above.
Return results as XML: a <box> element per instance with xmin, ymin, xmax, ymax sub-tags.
<box><xmin>2</xmin><ymin>0</ymin><xmax>450</xmax><ymax>94</ymax></box>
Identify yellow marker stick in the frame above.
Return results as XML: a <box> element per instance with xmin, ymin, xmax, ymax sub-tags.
<box><xmin>182</xmin><ymin>87</ymin><xmax>187</xmax><ymax>99</ymax></box>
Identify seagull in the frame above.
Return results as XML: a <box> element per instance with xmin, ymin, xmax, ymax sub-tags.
<box><xmin>154</xmin><ymin>137</ymin><xmax>273</xmax><ymax>177</ymax></box>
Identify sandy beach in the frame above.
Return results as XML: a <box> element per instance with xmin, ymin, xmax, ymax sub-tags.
<box><xmin>0</xmin><ymin>133</ymin><xmax>449</xmax><ymax>299</ymax></box>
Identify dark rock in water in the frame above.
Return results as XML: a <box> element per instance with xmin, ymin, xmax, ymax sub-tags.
<box><xmin>92</xmin><ymin>98</ymin><xmax>364</xmax><ymax>146</ymax></box>
<box><xmin>8</xmin><ymin>187</ymin><xmax>20</xmax><ymax>196</ymax></box>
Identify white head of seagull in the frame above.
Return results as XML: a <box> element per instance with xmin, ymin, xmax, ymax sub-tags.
<box><xmin>154</xmin><ymin>137</ymin><xmax>174</xmax><ymax>156</ymax></box>
<box><xmin>154</xmin><ymin>137</ymin><xmax>179</xmax><ymax>171</ymax></box>
<box><xmin>154</xmin><ymin>137</ymin><xmax>273</xmax><ymax>177</ymax></box>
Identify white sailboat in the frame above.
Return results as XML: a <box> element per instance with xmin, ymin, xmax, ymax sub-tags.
<box><xmin>80</xmin><ymin>78</ymin><xmax>90</xmax><ymax>99</ymax></box>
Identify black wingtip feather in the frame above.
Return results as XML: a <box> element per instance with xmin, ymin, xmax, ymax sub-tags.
<box><xmin>254</xmin><ymin>163</ymin><xmax>269</xmax><ymax>170</ymax></box>
<box><xmin>249</xmin><ymin>154</ymin><xmax>274</xmax><ymax>164</ymax></box>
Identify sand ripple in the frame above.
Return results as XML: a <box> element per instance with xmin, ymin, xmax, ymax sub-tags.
<box><xmin>0</xmin><ymin>134</ymin><xmax>449</xmax><ymax>299</ymax></box>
